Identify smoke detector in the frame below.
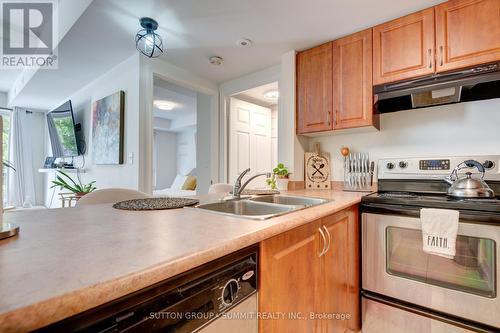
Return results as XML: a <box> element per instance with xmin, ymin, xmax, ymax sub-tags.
<box><xmin>236</xmin><ymin>38</ymin><xmax>253</xmax><ymax>47</ymax></box>
<box><xmin>209</xmin><ymin>56</ymin><xmax>224</xmax><ymax>66</ymax></box>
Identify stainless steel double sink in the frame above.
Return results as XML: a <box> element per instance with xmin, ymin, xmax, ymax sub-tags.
<box><xmin>194</xmin><ymin>195</ymin><xmax>329</xmax><ymax>220</ymax></box>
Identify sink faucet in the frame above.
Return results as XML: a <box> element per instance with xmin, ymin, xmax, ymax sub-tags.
<box><xmin>233</xmin><ymin>168</ymin><xmax>272</xmax><ymax>198</ymax></box>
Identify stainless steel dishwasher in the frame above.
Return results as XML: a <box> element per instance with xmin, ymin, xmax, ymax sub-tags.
<box><xmin>37</xmin><ymin>246</ymin><xmax>258</xmax><ymax>333</ymax></box>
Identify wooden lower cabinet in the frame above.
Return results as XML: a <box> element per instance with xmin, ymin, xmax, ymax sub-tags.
<box><xmin>321</xmin><ymin>207</ymin><xmax>360</xmax><ymax>332</ymax></box>
<box><xmin>259</xmin><ymin>205</ymin><xmax>360</xmax><ymax>332</ymax></box>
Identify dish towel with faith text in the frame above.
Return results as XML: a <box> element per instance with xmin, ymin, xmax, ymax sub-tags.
<box><xmin>420</xmin><ymin>208</ymin><xmax>459</xmax><ymax>259</ymax></box>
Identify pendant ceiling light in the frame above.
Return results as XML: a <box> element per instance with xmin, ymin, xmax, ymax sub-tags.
<box><xmin>135</xmin><ymin>17</ymin><xmax>163</xmax><ymax>58</ymax></box>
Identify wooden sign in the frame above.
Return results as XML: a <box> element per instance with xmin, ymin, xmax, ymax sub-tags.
<box><xmin>305</xmin><ymin>142</ymin><xmax>330</xmax><ymax>190</ymax></box>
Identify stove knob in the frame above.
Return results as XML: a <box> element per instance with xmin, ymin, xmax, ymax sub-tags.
<box><xmin>221</xmin><ymin>279</ymin><xmax>239</xmax><ymax>306</ymax></box>
<box><xmin>386</xmin><ymin>162</ymin><xmax>395</xmax><ymax>170</ymax></box>
<box><xmin>399</xmin><ymin>161</ymin><xmax>408</xmax><ymax>169</ymax></box>
<box><xmin>483</xmin><ymin>160</ymin><xmax>495</xmax><ymax>169</ymax></box>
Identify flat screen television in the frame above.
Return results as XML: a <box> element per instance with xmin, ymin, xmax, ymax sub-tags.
<box><xmin>47</xmin><ymin>100</ymin><xmax>80</xmax><ymax>158</ymax></box>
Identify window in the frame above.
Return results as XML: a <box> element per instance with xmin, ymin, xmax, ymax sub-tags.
<box><xmin>1</xmin><ymin>110</ymin><xmax>11</xmax><ymax>205</ymax></box>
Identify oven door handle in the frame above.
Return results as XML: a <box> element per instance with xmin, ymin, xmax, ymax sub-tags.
<box><xmin>361</xmin><ymin>203</ymin><xmax>500</xmax><ymax>225</ymax></box>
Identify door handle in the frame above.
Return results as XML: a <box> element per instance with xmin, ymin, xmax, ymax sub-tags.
<box><xmin>322</xmin><ymin>225</ymin><xmax>331</xmax><ymax>254</ymax></box>
<box><xmin>439</xmin><ymin>46</ymin><xmax>444</xmax><ymax>66</ymax></box>
<box><xmin>318</xmin><ymin>227</ymin><xmax>327</xmax><ymax>257</ymax></box>
<box><xmin>428</xmin><ymin>48</ymin><xmax>432</xmax><ymax>69</ymax></box>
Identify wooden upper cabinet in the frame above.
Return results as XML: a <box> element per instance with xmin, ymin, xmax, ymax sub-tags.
<box><xmin>373</xmin><ymin>8</ymin><xmax>435</xmax><ymax>85</ymax></box>
<box><xmin>333</xmin><ymin>29</ymin><xmax>378</xmax><ymax>130</ymax></box>
<box><xmin>436</xmin><ymin>0</ymin><xmax>500</xmax><ymax>72</ymax></box>
<box><xmin>296</xmin><ymin>42</ymin><xmax>333</xmax><ymax>134</ymax></box>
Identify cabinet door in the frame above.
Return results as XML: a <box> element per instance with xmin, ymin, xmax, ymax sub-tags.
<box><xmin>333</xmin><ymin>29</ymin><xmax>378</xmax><ymax>130</ymax></box>
<box><xmin>373</xmin><ymin>8</ymin><xmax>435</xmax><ymax>85</ymax></box>
<box><xmin>321</xmin><ymin>206</ymin><xmax>360</xmax><ymax>333</ymax></box>
<box><xmin>259</xmin><ymin>220</ymin><xmax>323</xmax><ymax>332</ymax></box>
<box><xmin>436</xmin><ymin>0</ymin><xmax>500</xmax><ymax>72</ymax></box>
<box><xmin>296</xmin><ymin>42</ymin><xmax>333</xmax><ymax>134</ymax></box>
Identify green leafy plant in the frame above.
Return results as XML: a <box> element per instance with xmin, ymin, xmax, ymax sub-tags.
<box><xmin>273</xmin><ymin>163</ymin><xmax>290</xmax><ymax>178</ymax></box>
<box><xmin>3</xmin><ymin>160</ymin><xmax>15</xmax><ymax>171</ymax></box>
<box><xmin>266</xmin><ymin>174</ymin><xmax>277</xmax><ymax>190</ymax></box>
<box><xmin>266</xmin><ymin>163</ymin><xmax>291</xmax><ymax>190</ymax></box>
<box><xmin>50</xmin><ymin>171</ymin><xmax>96</xmax><ymax>194</ymax></box>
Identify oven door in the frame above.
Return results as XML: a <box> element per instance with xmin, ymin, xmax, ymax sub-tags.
<box><xmin>362</xmin><ymin>211</ymin><xmax>499</xmax><ymax>328</ymax></box>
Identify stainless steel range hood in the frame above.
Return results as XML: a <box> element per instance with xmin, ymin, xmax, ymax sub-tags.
<box><xmin>374</xmin><ymin>62</ymin><xmax>500</xmax><ymax>113</ymax></box>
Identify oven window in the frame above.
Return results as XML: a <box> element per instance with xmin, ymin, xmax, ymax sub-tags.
<box><xmin>386</xmin><ymin>227</ymin><xmax>496</xmax><ymax>298</ymax></box>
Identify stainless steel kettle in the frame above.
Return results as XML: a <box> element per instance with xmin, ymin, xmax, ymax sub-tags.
<box><xmin>444</xmin><ymin>160</ymin><xmax>495</xmax><ymax>198</ymax></box>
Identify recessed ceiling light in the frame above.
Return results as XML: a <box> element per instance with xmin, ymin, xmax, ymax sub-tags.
<box><xmin>236</xmin><ymin>38</ymin><xmax>253</xmax><ymax>47</ymax></box>
<box><xmin>263</xmin><ymin>90</ymin><xmax>279</xmax><ymax>100</ymax></box>
<box><xmin>209</xmin><ymin>56</ymin><xmax>224</xmax><ymax>66</ymax></box>
<box><xmin>154</xmin><ymin>100</ymin><xmax>176</xmax><ymax>110</ymax></box>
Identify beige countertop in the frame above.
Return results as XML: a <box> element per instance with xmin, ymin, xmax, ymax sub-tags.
<box><xmin>0</xmin><ymin>190</ymin><xmax>365</xmax><ymax>332</ymax></box>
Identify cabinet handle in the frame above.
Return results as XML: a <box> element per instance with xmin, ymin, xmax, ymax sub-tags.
<box><xmin>322</xmin><ymin>225</ymin><xmax>331</xmax><ymax>254</ymax></box>
<box><xmin>326</xmin><ymin>112</ymin><xmax>331</xmax><ymax>127</ymax></box>
<box><xmin>428</xmin><ymin>48</ymin><xmax>432</xmax><ymax>69</ymax></box>
<box><xmin>318</xmin><ymin>227</ymin><xmax>327</xmax><ymax>257</ymax></box>
<box><xmin>439</xmin><ymin>46</ymin><xmax>444</xmax><ymax>66</ymax></box>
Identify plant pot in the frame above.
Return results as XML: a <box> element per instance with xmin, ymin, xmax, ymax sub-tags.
<box><xmin>276</xmin><ymin>177</ymin><xmax>289</xmax><ymax>191</ymax></box>
<box><xmin>75</xmin><ymin>192</ymin><xmax>88</xmax><ymax>199</ymax></box>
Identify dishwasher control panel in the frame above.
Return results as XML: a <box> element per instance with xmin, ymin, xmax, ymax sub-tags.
<box><xmin>38</xmin><ymin>247</ymin><xmax>258</xmax><ymax>333</ymax></box>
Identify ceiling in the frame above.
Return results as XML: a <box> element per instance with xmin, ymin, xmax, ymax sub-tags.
<box><xmin>1</xmin><ymin>0</ymin><xmax>445</xmax><ymax>108</ymax></box>
<box><xmin>153</xmin><ymin>78</ymin><xmax>197</xmax><ymax>121</ymax></box>
<box><xmin>101</xmin><ymin>0</ymin><xmax>443</xmax><ymax>83</ymax></box>
<box><xmin>233</xmin><ymin>81</ymin><xmax>278</xmax><ymax>107</ymax></box>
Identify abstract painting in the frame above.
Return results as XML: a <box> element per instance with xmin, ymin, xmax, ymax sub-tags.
<box><xmin>91</xmin><ymin>91</ymin><xmax>125</xmax><ymax>164</ymax></box>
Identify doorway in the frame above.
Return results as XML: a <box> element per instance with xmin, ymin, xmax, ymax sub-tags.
<box><xmin>227</xmin><ymin>81</ymin><xmax>278</xmax><ymax>188</ymax></box>
<box><xmin>152</xmin><ymin>78</ymin><xmax>197</xmax><ymax>196</ymax></box>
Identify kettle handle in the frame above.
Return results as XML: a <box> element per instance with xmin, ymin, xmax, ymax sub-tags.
<box><xmin>446</xmin><ymin>160</ymin><xmax>485</xmax><ymax>184</ymax></box>
<box><xmin>463</xmin><ymin>160</ymin><xmax>485</xmax><ymax>174</ymax></box>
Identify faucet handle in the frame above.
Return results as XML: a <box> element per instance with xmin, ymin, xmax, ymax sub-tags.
<box><xmin>237</xmin><ymin>168</ymin><xmax>251</xmax><ymax>180</ymax></box>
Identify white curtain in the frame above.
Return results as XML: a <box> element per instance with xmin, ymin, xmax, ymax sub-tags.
<box><xmin>7</xmin><ymin>107</ymin><xmax>37</xmax><ymax>207</ymax></box>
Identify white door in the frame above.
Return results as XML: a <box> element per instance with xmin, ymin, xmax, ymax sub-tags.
<box><xmin>271</xmin><ymin>108</ymin><xmax>278</xmax><ymax>169</ymax></box>
<box><xmin>229</xmin><ymin>98</ymin><xmax>272</xmax><ymax>187</ymax></box>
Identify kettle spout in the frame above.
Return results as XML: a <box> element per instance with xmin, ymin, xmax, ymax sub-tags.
<box><xmin>444</xmin><ymin>176</ymin><xmax>454</xmax><ymax>185</ymax></box>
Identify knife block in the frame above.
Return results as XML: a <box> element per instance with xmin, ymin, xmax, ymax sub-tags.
<box><xmin>343</xmin><ymin>151</ymin><xmax>374</xmax><ymax>192</ymax></box>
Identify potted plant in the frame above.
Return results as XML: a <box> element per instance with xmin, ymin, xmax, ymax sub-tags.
<box><xmin>50</xmin><ymin>171</ymin><xmax>96</xmax><ymax>198</ymax></box>
<box><xmin>267</xmin><ymin>163</ymin><xmax>290</xmax><ymax>191</ymax></box>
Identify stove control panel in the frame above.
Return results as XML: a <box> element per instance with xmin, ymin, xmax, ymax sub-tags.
<box><xmin>377</xmin><ymin>155</ymin><xmax>500</xmax><ymax>181</ymax></box>
<box><xmin>419</xmin><ymin>159</ymin><xmax>450</xmax><ymax>170</ymax></box>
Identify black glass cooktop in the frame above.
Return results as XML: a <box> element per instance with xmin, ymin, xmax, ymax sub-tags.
<box><xmin>362</xmin><ymin>191</ymin><xmax>500</xmax><ymax>214</ymax></box>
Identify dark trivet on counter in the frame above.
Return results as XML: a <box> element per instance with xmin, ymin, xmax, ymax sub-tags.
<box><xmin>113</xmin><ymin>197</ymin><xmax>199</xmax><ymax>210</ymax></box>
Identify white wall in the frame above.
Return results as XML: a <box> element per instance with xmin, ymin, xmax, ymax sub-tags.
<box><xmin>278</xmin><ymin>51</ymin><xmax>309</xmax><ymax>181</ymax></box>
<box><xmin>154</xmin><ymin>130</ymin><xmax>177</xmax><ymax>190</ymax></box>
<box><xmin>196</xmin><ymin>93</ymin><xmax>213</xmax><ymax>194</ymax></box>
<box><xmin>177</xmin><ymin>129</ymin><xmax>196</xmax><ymax>176</ymax></box>
<box><xmin>310</xmin><ymin>99</ymin><xmax>500</xmax><ymax>181</ymax></box>
<box><xmin>0</xmin><ymin>92</ymin><xmax>7</xmax><ymax>108</ymax></box>
<box><xmin>45</xmin><ymin>54</ymin><xmax>141</xmax><ymax>207</ymax></box>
